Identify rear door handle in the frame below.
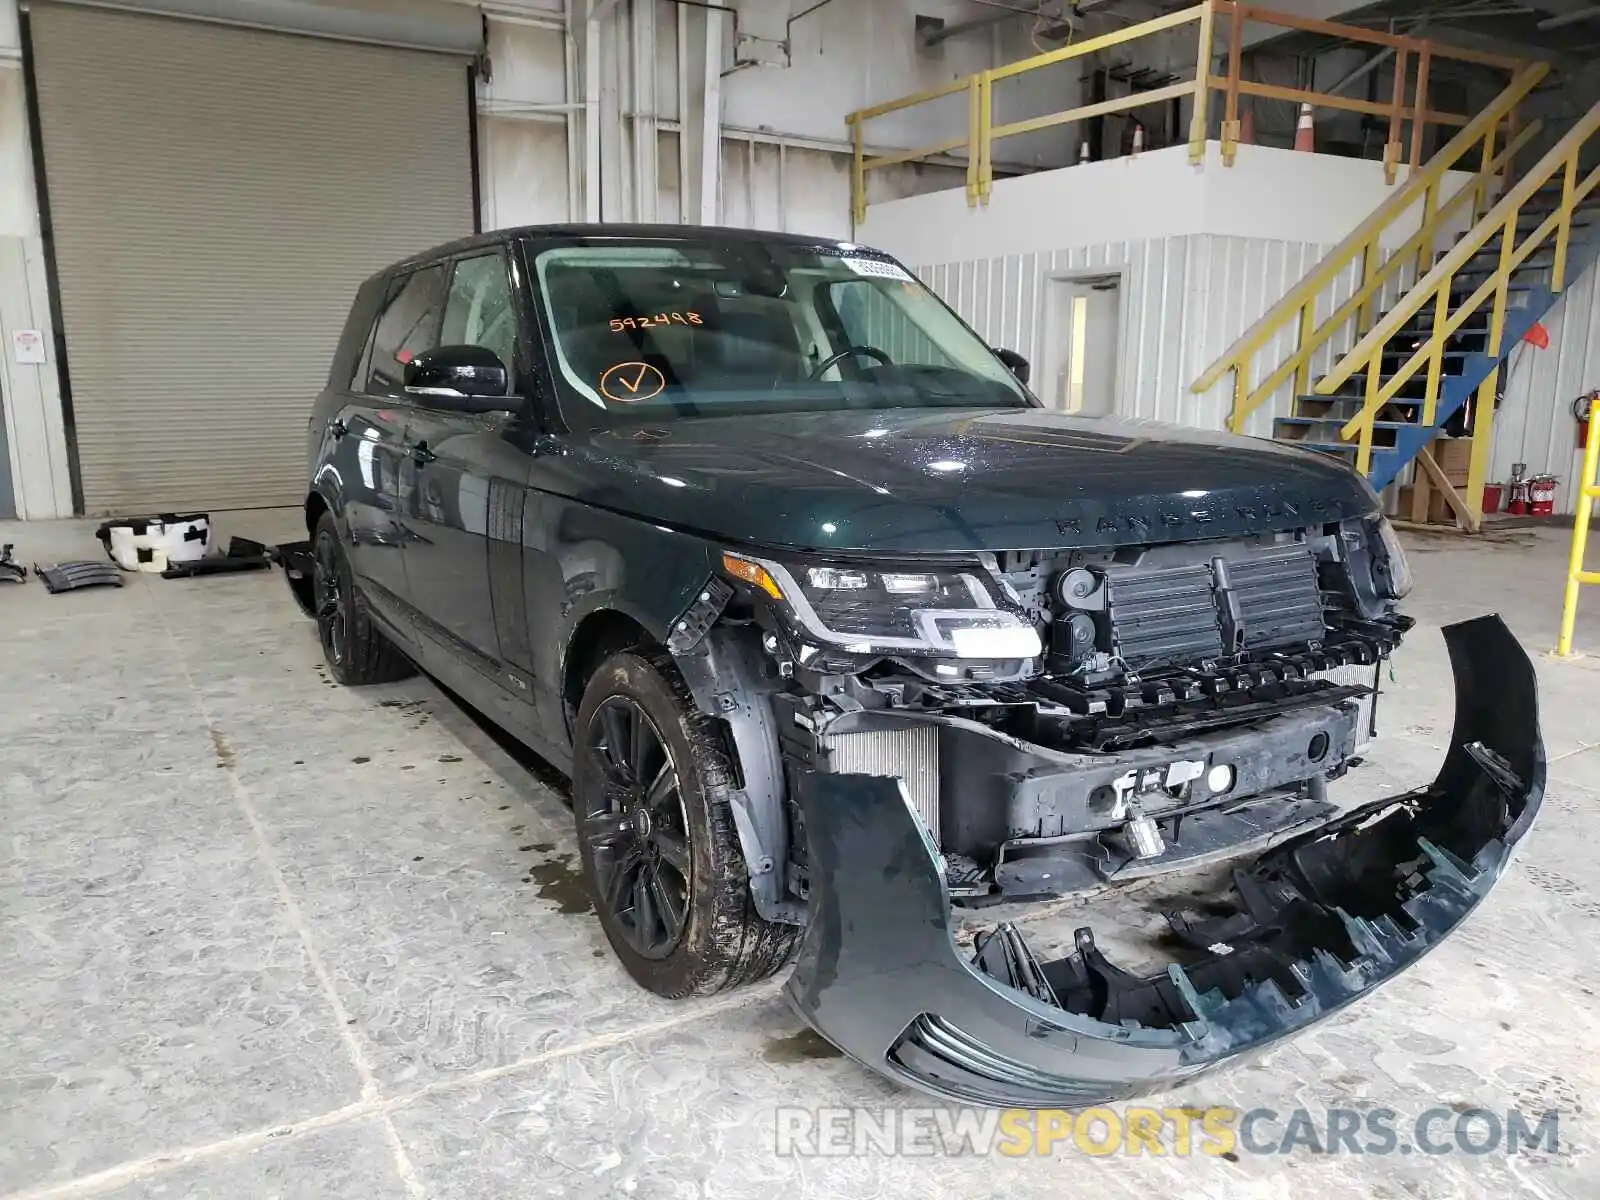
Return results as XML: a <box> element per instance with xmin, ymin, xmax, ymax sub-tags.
<box><xmin>410</xmin><ymin>441</ymin><xmax>437</xmax><ymax>466</ymax></box>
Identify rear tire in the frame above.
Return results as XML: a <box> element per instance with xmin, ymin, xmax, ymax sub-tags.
<box><xmin>311</xmin><ymin>512</ymin><xmax>415</xmax><ymax>686</ymax></box>
<box><xmin>573</xmin><ymin>649</ymin><xmax>798</xmax><ymax>997</ymax></box>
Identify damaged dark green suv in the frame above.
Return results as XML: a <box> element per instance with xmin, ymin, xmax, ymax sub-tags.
<box><xmin>281</xmin><ymin>224</ymin><xmax>1543</xmax><ymax>1107</ymax></box>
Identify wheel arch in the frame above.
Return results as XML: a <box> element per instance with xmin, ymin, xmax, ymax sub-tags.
<box><xmin>562</xmin><ymin>607</ymin><xmax>661</xmax><ymax>741</ymax></box>
<box><xmin>563</xmin><ymin>610</ymin><xmax>801</xmax><ymax>927</ymax></box>
<box><xmin>305</xmin><ymin>489</ymin><xmax>332</xmax><ymax>537</ymax></box>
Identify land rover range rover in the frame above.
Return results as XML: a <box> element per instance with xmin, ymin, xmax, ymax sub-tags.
<box><xmin>279</xmin><ymin>225</ymin><xmax>1543</xmax><ymax>1106</ymax></box>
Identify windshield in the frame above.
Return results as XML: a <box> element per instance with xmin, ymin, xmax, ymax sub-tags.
<box><xmin>529</xmin><ymin>237</ymin><xmax>1031</xmax><ymax>421</ymax></box>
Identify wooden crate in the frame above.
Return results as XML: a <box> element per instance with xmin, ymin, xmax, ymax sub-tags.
<box><xmin>1398</xmin><ymin>484</ymin><xmax>1455</xmax><ymax>526</ymax></box>
<box><xmin>1433</xmin><ymin>437</ymin><xmax>1473</xmax><ymax>485</ymax></box>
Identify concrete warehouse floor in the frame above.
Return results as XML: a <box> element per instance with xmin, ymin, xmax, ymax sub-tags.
<box><xmin>3</xmin><ymin>511</ymin><xmax>1600</xmax><ymax>1200</ymax></box>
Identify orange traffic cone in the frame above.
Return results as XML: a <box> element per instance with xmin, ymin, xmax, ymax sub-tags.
<box><xmin>1240</xmin><ymin>106</ymin><xmax>1256</xmax><ymax>146</ymax></box>
<box><xmin>1293</xmin><ymin>103</ymin><xmax>1314</xmax><ymax>152</ymax></box>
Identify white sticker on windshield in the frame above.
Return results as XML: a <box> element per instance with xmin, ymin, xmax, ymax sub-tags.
<box><xmin>842</xmin><ymin>257</ymin><xmax>913</xmax><ymax>282</ymax></box>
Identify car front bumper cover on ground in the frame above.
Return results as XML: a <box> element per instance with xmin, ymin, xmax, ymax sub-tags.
<box><xmin>785</xmin><ymin>614</ymin><xmax>1543</xmax><ymax>1107</ymax></box>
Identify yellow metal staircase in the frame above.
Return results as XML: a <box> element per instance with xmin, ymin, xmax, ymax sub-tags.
<box><xmin>1194</xmin><ymin>66</ymin><xmax>1600</xmax><ymax>531</ymax></box>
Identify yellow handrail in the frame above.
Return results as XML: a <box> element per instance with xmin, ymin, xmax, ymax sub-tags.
<box><xmin>1190</xmin><ymin>64</ymin><xmax>1548</xmax><ymax>434</ymax></box>
<box><xmin>1322</xmin><ymin>100</ymin><xmax>1600</xmax><ymax>491</ymax></box>
<box><xmin>846</xmin><ymin>3</ymin><xmax>1210</xmax><ymax>223</ymax></box>
<box><xmin>1557</xmin><ymin>403</ymin><xmax>1600</xmax><ymax>658</ymax></box>
<box><xmin>845</xmin><ymin>1</ymin><xmax>1529</xmax><ymax>226</ymax></box>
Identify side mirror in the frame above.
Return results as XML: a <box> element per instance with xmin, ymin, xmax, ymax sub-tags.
<box><xmin>995</xmin><ymin>347</ymin><xmax>1030</xmax><ymax>386</ymax></box>
<box><xmin>404</xmin><ymin>345</ymin><xmax>510</xmax><ymax>411</ymax></box>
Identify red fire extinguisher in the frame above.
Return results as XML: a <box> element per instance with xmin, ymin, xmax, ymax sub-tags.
<box><xmin>1576</xmin><ymin>391</ymin><xmax>1598</xmax><ymax>450</ymax></box>
<box><xmin>1529</xmin><ymin>474</ymin><xmax>1560</xmax><ymax>517</ymax></box>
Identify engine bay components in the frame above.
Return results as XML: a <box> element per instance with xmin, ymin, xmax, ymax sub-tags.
<box><xmin>1010</xmin><ymin>536</ymin><xmax>1339</xmax><ymax>680</ymax></box>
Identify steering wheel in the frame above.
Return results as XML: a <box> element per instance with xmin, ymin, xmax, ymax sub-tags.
<box><xmin>809</xmin><ymin>345</ymin><xmax>893</xmax><ymax>380</ymax></box>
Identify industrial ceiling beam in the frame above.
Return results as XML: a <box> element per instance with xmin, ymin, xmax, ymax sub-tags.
<box><xmin>1414</xmin><ymin>21</ymin><xmax>1583</xmax><ymax>72</ymax></box>
<box><xmin>1537</xmin><ymin>4</ymin><xmax>1600</xmax><ymax>28</ymax></box>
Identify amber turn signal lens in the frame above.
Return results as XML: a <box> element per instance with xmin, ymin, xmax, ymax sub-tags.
<box><xmin>722</xmin><ymin>552</ymin><xmax>784</xmax><ymax>600</ymax></box>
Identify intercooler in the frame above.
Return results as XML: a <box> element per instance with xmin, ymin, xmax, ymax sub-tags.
<box><xmin>819</xmin><ymin>725</ymin><xmax>941</xmax><ymax>842</ymax></box>
<box><xmin>1102</xmin><ymin>547</ymin><xmax>1326</xmax><ymax>670</ymax></box>
<box><xmin>1102</xmin><ymin>563</ymin><xmax>1223</xmax><ymax>667</ymax></box>
<box><xmin>1215</xmin><ymin>547</ymin><xmax>1326</xmax><ymax>650</ymax></box>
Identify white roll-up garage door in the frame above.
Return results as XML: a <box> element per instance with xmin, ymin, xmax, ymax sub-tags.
<box><xmin>27</xmin><ymin>2</ymin><xmax>476</xmax><ymax>513</ymax></box>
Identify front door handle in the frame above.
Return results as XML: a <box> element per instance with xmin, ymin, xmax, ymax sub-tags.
<box><xmin>410</xmin><ymin>441</ymin><xmax>437</xmax><ymax>466</ymax></box>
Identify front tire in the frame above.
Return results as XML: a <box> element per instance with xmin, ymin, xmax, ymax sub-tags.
<box><xmin>311</xmin><ymin>513</ymin><xmax>415</xmax><ymax>686</ymax></box>
<box><xmin>573</xmin><ymin>649</ymin><xmax>798</xmax><ymax>997</ymax></box>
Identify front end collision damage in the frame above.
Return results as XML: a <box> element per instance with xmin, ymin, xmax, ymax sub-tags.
<box><xmin>784</xmin><ymin>615</ymin><xmax>1543</xmax><ymax>1106</ymax></box>
<box><xmin>675</xmin><ymin>621</ymin><xmax>808</xmax><ymax>925</ymax></box>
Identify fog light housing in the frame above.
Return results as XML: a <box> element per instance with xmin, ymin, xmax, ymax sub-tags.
<box><xmin>1206</xmin><ymin>764</ymin><xmax>1235</xmax><ymax>794</ymax></box>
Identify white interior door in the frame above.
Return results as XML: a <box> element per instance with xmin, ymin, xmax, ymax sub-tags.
<box><xmin>1048</xmin><ymin>277</ymin><xmax>1121</xmax><ymax>417</ymax></box>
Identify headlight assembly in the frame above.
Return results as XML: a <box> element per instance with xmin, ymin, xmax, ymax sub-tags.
<box><xmin>1366</xmin><ymin>515</ymin><xmax>1414</xmax><ymax>599</ymax></box>
<box><xmin>722</xmin><ymin>552</ymin><xmax>1042</xmax><ymax>660</ymax></box>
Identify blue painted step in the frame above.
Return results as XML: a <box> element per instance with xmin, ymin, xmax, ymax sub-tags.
<box><xmin>1270</xmin><ymin>208</ymin><xmax>1600</xmax><ymax>495</ymax></box>
<box><xmin>1295</xmin><ymin>394</ymin><xmax>1424</xmax><ymax>415</ymax></box>
<box><xmin>1368</xmin><ymin>220</ymin><xmax>1600</xmax><ymax>493</ymax></box>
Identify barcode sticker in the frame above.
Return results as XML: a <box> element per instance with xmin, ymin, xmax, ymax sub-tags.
<box><xmin>842</xmin><ymin>257</ymin><xmax>913</xmax><ymax>282</ymax></box>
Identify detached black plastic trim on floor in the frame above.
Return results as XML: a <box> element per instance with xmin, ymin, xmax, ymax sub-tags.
<box><xmin>34</xmin><ymin>561</ymin><xmax>124</xmax><ymax>594</ymax></box>
<box><xmin>274</xmin><ymin>540</ymin><xmax>318</xmax><ymax>618</ymax></box>
<box><xmin>786</xmin><ymin>614</ymin><xmax>1544</xmax><ymax>1106</ymax></box>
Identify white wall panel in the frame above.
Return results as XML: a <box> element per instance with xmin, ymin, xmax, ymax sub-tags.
<box><xmin>483</xmin><ymin>17</ymin><xmax>566</xmax><ymax>110</ymax></box>
<box><xmin>865</xmin><ymin>143</ymin><xmax>1472</xmax><ymax>267</ymax></box>
<box><xmin>0</xmin><ymin>236</ymin><xmax>73</xmax><ymax>519</ymax></box>
<box><xmin>1493</xmin><ymin>268</ymin><xmax>1600</xmax><ymax>516</ymax></box>
<box><xmin>479</xmin><ymin>117</ymin><xmax>571</xmax><ymax>229</ymax></box>
<box><xmin>781</xmin><ymin>146</ymin><xmax>853</xmax><ymax>238</ymax></box>
<box><xmin>713</xmin><ymin>134</ymin><xmax>952</xmax><ymax>240</ymax></box>
<box><xmin>912</xmin><ymin>231</ymin><xmax>1408</xmax><ymax>440</ymax></box>
<box><xmin>0</xmin><ymin>64</ymin><xmax>32</xmax><ymax>237</ymax></box>
<box><xmin>722</xmin><ymin>0</ymin><xmax>1086</xmax><ymax>170</ymax></box>
<box><xmin>1</xmin><ymin>0</ymin><xmax>69</xmax><ymax>517</ymax></box>
<box><xmin>479</xmin><ymin>17</ymin><xmax>572</xmax><ymax>229</ymax></box>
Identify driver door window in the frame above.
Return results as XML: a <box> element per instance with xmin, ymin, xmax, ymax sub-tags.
<box><xmin>368</xmin><ymin>266</ymin><xmax>447</xmax><ymax>396</ymax></box>
<box><xmin>441</xmin><ymin>252</ymin><xmax>518</xmax><ymax>381</ymax></box>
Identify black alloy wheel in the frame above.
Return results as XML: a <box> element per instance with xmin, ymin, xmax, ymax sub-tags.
<box><xmin>571</xmin><ymin>649</ymin><xmax>798</xmax><ymax>997</ymax></box>
<box><xmin>309</xmin><ymin>512</ymin><xmax>415</xmax><ymax>686</ymax></box>
<box><xmin>313</xmin><ymin>528</ymin><xmax>350</xmax><ymax>668</ymax></box>
<box><xmin>580</xmin><ymin>696</ymin><xmax>692</xmax><ymax>959</ymax></box>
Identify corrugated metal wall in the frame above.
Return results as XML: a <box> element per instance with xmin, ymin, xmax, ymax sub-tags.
<box><xmin>1492</xmin><ymin>265</ymin><xmax>1600</xmax><ymax>516</ymax></box>
<box><xmin>916</xmin><ymin>234</ymin><xmax>1415</xmax><ymax>439</ymax></box>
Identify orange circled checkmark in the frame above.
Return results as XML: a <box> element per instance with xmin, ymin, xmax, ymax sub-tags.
<box><xmin>600</xmin><ymin>361</ymin><xmax>665</xmax><ymax>403</ymax></box>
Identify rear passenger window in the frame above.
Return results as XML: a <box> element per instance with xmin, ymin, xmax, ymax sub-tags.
<box><xmin>367</xmin><ymin>265</ymin><xmax>447</xmax><ymax>395</ymax></box>
<box><xmin>441</xmin><ymin>252</ymin><xmax>518</xmax><ymax>374</ymax></box>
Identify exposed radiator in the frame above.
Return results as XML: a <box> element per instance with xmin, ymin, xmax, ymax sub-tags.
<box><xmin>1104</xmin><ymin>562</ymin><xmax>1224</xmax><ymax>670</ymax></box>
<box><xmin>820</xmin><ymin>725</ymin><xmax>940</xmax><ymax>842</ymax></box>
<box><xmin>1312</xmin><ymin>661</ymin><xmax>1381</xmax><ymax>754</ymax></box>
<box><xmin>1217</xmin><ymin>547</ymin><xmax>1326</xmax><ymax>651</ymax></box>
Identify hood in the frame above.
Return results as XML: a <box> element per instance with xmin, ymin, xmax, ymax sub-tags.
<box><xmin>551</xmin><ymin>407</ymin><xmax>1378</xmax><ymax>554</ymax></box>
